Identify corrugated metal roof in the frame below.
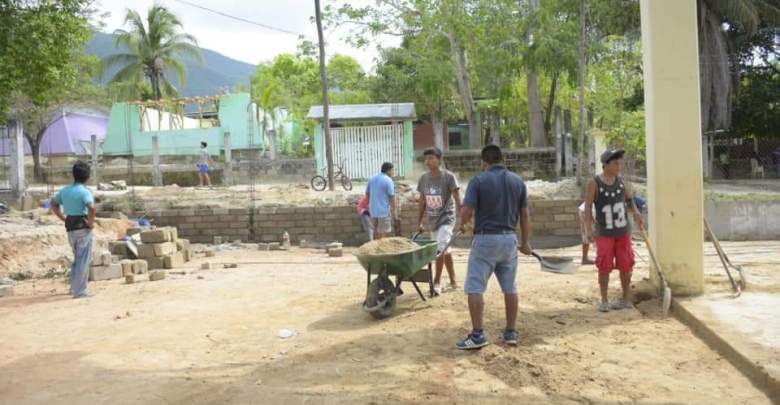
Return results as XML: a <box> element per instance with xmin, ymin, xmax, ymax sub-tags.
<box><xmin>306</xmin><ymin>103</ymin><xmax>416</xmax><ymax>121</ymax></box>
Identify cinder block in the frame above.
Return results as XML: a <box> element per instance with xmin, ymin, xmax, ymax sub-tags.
<box><xmin>140</xmin><ymin>229</ymin><xmax>167</xmax><ymax>244</ymax></box>
<box><xmin>268</xmin><ymin>242</ymin><xmax>281</xmax><ymax>251</ymax></box>
<box><xmin>149</xmin><ymin>271</ymin><xmax>166</xmax><ymax>282</ymax></box>
<box><xmin>0</xmin><ymin>285</ymin><xmax>14</xmax><ymax>298</ymax></box>
<box><xmin>257</xmin><ymin>243</ymin><xmax>270</xmax><ymax>251</ymax></box>
<box><xmin>176</xmin><ymin>239</ymin><xmax>190</xmax><ymax>251</ymax></box>
<box><xmin>126</xmin><ymin>227</ymin><xmax>143</xmax><ymax>236</ymax></box>
<box><xmin>166</xmin><ymin>226</ymin><xmax>178</xmax><ymax>242</ymax></box>
<box><xmin>201</xmin><ymin>262</ymin><xmax>212</xmax><ymax>270</ymax></box>
<box><xmin>120</xmin><ymin>259</ymin><xmax>134</xmax><ymax>277</ymax></box>
<box><xmin>328</xmin><ymin>248</ymin><xmax>343</xmax><ymax>257</ymax></box>
<box><xmin>125</xmin><ymin>275</ymin><xmax>135</xmax><ymax>284</ymax></box>
<box><xmin>109</xmin><ymin>241</ymin><xmax>129</xmax><ymax>256</ymax></box>
<box><xmin>89</xmin><ymin>264</ymin><xmax>123</xmax><ymax>281</ymax></box>
<box><xmin>153</xmin><ymin>242</ymin><xmax>176</xmax><ymax>256</ymax></box>
<box><xmin>146</xmin><ymin>256</ymin><xmax>165</xmax><ymax>270</ymax></box>
<box><xmin>164</xmin><ymin>252</ymin><xmax>184</xmax><ymax>269</ymax></box>
<box><xmin>205</xmin><ymin>250</ymin><xmax>215</xmax><ymax>257</ymax></box>
<box><xmin>132</xmin><ymin>260</ymin><xmax>148</xmax><ymax>275</ymax></box>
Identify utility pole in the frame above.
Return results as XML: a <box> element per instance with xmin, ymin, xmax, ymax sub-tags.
<box><xmin>314</xmin><ymin>0</ymin><xmax>335</xmax><ymax>191</ymax></box>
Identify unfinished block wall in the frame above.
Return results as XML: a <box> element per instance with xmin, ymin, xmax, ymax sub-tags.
<box><xmin>116</xmin><ymin>199</ymin><xmax>580</xmax><ymax>245</ymax></box>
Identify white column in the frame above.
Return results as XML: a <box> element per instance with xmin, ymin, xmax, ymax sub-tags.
<box><xmin>223</xmin><ymin>131</ymin><xmax>232</xmax><ymax>186</ymax></box>
<box><xmin>640</xmin><ymin>0</ymin><xmax>704</xmax><ymax>295</ymax></box>
<box><xmin>152</xmin><ymin>136</ymin><xmax>162</xmax><ymax>187</ymax></box>
<box><xmin>8</xmin><ymin>120</ymin><xmax>25</xmax><ymax>198</ymax></box>
<box><xmin>90</xmin><ymin>134</ymin><xmax>99</xmax><ymax>186</ymax></box>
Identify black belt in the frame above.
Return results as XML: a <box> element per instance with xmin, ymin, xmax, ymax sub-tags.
<box><xmin>474</xmin><ymin>230</ymin><xmax>516</xmax><ymax>235</ymax></box>
<box><xmin>65</xmin><ymin>215</ymin><xmax>90</xmax><ymax>232</ymax></box>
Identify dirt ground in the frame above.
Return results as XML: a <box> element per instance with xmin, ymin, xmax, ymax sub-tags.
<box><xmin>0</xmin><ymin>243</ymin><xmax>772</xmax><ymax>404</ymax></box>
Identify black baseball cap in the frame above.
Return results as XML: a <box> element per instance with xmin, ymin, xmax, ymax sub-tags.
<box><xmin>600</xmin><ymin>149</ymin><xmax>625</xmax><ymax>164</ymax></box>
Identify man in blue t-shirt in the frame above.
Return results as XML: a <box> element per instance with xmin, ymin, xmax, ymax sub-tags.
<box><xmin>51</xmin><ymin>161</ymin><xmax>96</xmax><ymax>299</ymax></box>
<box><xmin>366</xmin><ymin>162</ymin><xmax>397</xmax><ymax>239</ymax></box>
<box><xmin>457</xmin><ymin>145</ymin><xmax>532</xmax><ymax>350</ymax></box>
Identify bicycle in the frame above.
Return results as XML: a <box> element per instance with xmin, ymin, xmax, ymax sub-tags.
<box><xmin>311</xmin><ymin>161</ymin><xmax>353</xmax><ymax>191</ymax></box>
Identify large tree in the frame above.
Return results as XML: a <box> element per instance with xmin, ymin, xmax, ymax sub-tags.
<box><xmin>102</xmin><ymin>4</ymin><xmax>202</xmax><ymax>100</ymax></box>
<box><xmin>698</xmin><ymin>0</ymin><xmax>780</xmax><ymax>132</ymax></box>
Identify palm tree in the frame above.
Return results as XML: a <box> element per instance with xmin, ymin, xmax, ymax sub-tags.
<box><xmin>102</xmin><ymin>4</ymin><xmax>202</xmax><ymax>100</ymax></box>
<box><xmin>698</xmin><ymin>0</ymin><xmax>780</xmax><ymax>132</ymax></box>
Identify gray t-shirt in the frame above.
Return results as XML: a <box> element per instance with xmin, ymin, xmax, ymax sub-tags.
<box><xmin>417</xmin><ymin>169</ymin><xmax>459</xmax><ymax>230</ymax></box>
<box><xmin>200</xmin><ymin>148</ymin><xmax>209</xmax><ymax>165</ymax></box>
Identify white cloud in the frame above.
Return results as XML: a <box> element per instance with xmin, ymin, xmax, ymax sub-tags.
<box><xmin>94</xmin><ymin>0</ymin><xmax>399</xmax><ymax>71</ymax></box>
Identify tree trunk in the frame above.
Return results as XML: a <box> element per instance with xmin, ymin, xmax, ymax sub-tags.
<box><xmin>432</xmin><ymin>110</ymin><xmax>445</xmax><ymax>151</ymax></box>
<box><xmin>314</xmin><ymin>0</ymin><xmax>335</xmax><ymax>190</ymax></box>
<box><xmin>576</xmin><ymin>0</ymin><xmax>588</xmax><ymax>184</ymax></box>
<box><xmin>527</xmin><ymin>71</ymin><xmax>547</xmax><ymax>147</ymax></box>
<box><xmin>544</xmin><ymin>72</ymin><xmax>560</xmax><ymax>136</ymax></box>
<box><xmin>448</xmin><ymin>32</ymin><xmax>480</xmax><ymax>150</ymax></box>
<box><xmin>697</xmin><ymin>0</ymin><xmax>732</xmax><ymax>132</ymax></box>
<box><xmin>25</xmin><ymin>133</ymin><xmax>42</xmax><ymax>182</ymax></box>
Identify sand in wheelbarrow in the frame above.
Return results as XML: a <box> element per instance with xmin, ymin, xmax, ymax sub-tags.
<box><xmin>356</xmin><ymin>237</ymin><xmax>420</xmax><ymax>256</ymax></box>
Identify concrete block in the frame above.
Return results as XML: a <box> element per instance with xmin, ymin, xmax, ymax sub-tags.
<box><xmin>149</xmin><ymin>271</ymin><xmax>166</xmax><ymax>282</ymax></box>
<box><xmin>166</xmin><ymin>226</ymin><xmax>178</xmax><ymax>242</ymax></box>
<box><xmin>268</xmin><ymin>242</ymin><xmax>281</xmax><ymax>251</ymax></box>
<box><xmin>109</xmin><ymin>241</ymin><xmax>129</xmax><ymax>256</ymax></box>
<box><xmin>201</xmin><ymin>262</ymin><xmax>212</xmax><ymax>270</ymax></box>
<box><xmin>182</xmin><ymin>248</ymin><xmax>191</xmax><ymax>262</ymax></box>
<box><xmin>140</xmin><ymin>229</ymin><xmax>168</xmax><ymax>244</ymax></box>
<box><xmin>163</xmin><ymin>252</ymin><xmax>184</xmax><ymax>269</ymax></box>
<box><xmin>120</xmin><ymin>259</ymin><xmax>134</xmax><ymax>277</ymax></box>
<box><xmin>176</xmin><ymin>238</ymin><xmax>190</xmax><ymax>251</ymax></box>
<box><xmin>205</xmin><ymin>250</ymin><xmax>216</xmax><ymax>257</ymax></box>
<box><xmin>111</xmin><ymin>255</ymin><xmax>121</xmax><ymax>264</ymax></box>
<box><xmin>146</xmin><ymin>256</ymin><xmax>165</xmax><ymax>270</ymax></box>
<box><xmin>153</xmin><ymin>242</ymin><xmax>176</xmax><ymax>256</ymax></box>
<box><xmin>213</xmin><ymin>236</ymin><xmax>223</xmax><ymax>245</ymax></box>
<box><xmin>125</xmin><ymin>275</ymin><xmax>135</xmax><ymax>284</ymax></box>
<box><xmin>0</xmin><ymin>285</ymin><xmax>14</xmax><ymax>298</ymax></box>
<box><xmin>89</xmin><ymin>264</ymin><xmax>123</xmax><ymax>281</ymax></box>
<box><xmin>132</xmin><ymin>260</ymin><xmax>148</xmax><ymax>275</ymax></box>
<box><xmin>257</xmin><ymin>243</ymin><xmax>270</xmax><ymax>251</ymax></box>
<box><xmin>223</xmin><ymin>263</ymin><xmax>238</xmax><ymax>269</ymax></box>
<box><xmin>126</xmin><ymin>227</ymin><xmax>143</xmax><ymax>236</ymax></box>
<box><xmin>328</xmin><ymin>248</ymin><xmax>343</xmax><ymax>257</ymax></box>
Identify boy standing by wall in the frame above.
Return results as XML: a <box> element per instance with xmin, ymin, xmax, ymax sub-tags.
<box><xmin>198</xmin><ymin>141</ymin><xmax>213</xmax><ymax>187</ymax></box>
<box><xmin>51</xmin><ymin>161</ymin><xmax>96</xmax><ymax>299</ymax></box>
<box><xmin>417</xmin><ymin>147</ymin><xmax>461</xmax><ymax>295</ymax></box>
<box><xmin>584</xmin><ymin>150</ymin><xmax>644</xmax><ymax>312</ymax></box>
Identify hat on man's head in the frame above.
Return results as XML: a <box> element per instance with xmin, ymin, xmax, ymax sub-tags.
<box><xmin>600</xmin><ymin>149</ymin><xmax>625</xmax><ymax>164</ymax></box>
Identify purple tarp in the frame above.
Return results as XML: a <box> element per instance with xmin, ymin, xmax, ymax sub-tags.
<box><xmin>0</xmin><ymin>112</ymin><xmax>108</xmax><ymax>156</ymax></box>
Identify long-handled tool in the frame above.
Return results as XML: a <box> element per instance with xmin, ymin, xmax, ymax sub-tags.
<box><xmin>703</xmin><ymin>217</ymin><xmax>745</xmax><ymax>296</ymax></box>
<box><xmin>638</xmin><ymin>224</ymin><xmax>672</xmax><ymax>317</ymax></box>
<box><xmin>530</xmin><ymin>251</ymin><xmax>577</xmax><ymax>274</ymax></box>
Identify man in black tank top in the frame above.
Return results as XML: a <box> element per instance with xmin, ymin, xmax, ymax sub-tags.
<box><xmin>584</xmin><ymin>150</ymin><xmax>644</xmax><ymax>313</ymax></box>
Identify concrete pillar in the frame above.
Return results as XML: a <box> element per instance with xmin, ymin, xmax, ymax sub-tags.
<box><xmin>90</xmin><ymin>134</ymin><xmax>99</xmax><ymax>186</ymax></box>
<box><xmin>8</xmin><ymin>120</ymin><xmax>25</xmax><ymax>199</ymax></box>
<box><xmin>554</xmin><ymin>106</ymin><xmax>563</xmax><ymax>179</ymax></box>
<box><xmin>640</xmin><ymin>0</ymin><xmax>704</xmax><ymax>295</ymax></box>
<box><xmin>151</xmin><ymin>136</ymin><xmax>162</xmax><ymax>187</ymax></box>
<box><xmin>223</xmin><ymin>131</ymin><xmax>232</xmax><ymax>186</ymax></box>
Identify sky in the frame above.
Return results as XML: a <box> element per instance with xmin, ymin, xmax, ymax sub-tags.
<box><xmin>94</xmin><ymin>0</ymin><xmax>398</xmax><ymax>71</ymax></box>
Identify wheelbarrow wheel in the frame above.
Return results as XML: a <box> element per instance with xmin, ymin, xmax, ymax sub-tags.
<box><xmin>365</xmin><ymin>275</ymin><xmax>396</xmax><ymax>319</ymax></box>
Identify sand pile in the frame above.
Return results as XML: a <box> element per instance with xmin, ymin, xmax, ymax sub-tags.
<box><xmin>356</xmin><ymin>237</ymin><xmax>420</xmax><ymax>256</ymax></box>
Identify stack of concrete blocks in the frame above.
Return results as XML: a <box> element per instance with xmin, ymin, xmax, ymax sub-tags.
<box><xmin>89</xmin><ymin>249</ymin><xmax>122</xmax><ymax>281</ymax></box>
<box><xmin>137</xmin><ymin>227</ymin><xmax>193</xmax><ymax>270</ymax></box>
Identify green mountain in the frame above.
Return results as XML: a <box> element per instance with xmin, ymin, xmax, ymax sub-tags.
<box><xmin>86</xmin><ymin>31</ymin><xmax>256</xmax><ymax>97</ymax></box>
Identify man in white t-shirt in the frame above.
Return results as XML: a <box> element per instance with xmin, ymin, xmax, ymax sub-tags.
<box><xmin>579</xmin><ymin>202</ymin><xmax>596</xmax><ymax>265</ymax></box>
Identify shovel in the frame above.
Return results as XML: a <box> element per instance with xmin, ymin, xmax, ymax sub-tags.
<box><xmin>703</xmin><ymin>217</ymin><xmax>744</xmax><ymax>296</ymax></box>
<box><xmin>530</xmin><ymin>251</ymin><xmax>577</xmax><ymax>274</ymax></box>
<box><xmin>638</xmin><ymin>225</ymin><xmax>672</xmax><ymax>317</ymax></box>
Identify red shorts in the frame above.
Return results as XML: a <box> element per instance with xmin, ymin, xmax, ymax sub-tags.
<box><xmin>595</xmin><ymin>233</ymin><xmax>635</xmax><ymax>274</ymax></box>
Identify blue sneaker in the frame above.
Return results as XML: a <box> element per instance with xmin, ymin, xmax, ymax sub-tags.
<box><xmin>501</xmin><ymin>329</ymin><xmax>519</xmax><ymax>346</ymax></box>
<box><xmin>456</xmin><ymin>333</ymin><xmax>489</xmax><ymax>350</ymax></box>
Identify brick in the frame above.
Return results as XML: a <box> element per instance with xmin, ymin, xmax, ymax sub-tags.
<box><xmin>164</xmin><ymin>252</ymin><xmax>184</xmax><ymax>269</ymax></box>
<box><xmin>89</xmin><ymin>264</ymin><xmax>123</xmax><ymax>281</ymax></box>
<box><xmin>0</xmin><ymin>285</ymin><xmax>14</xmax><ymax>298</ymax></box>
<box><xmin>178</xmin><ymin>223</ymin><xmax>196</xmax><ymax>229</ymax></box>
<box><xmin>153</xmin><ymin>242</ymin><xmax>176</xmax><ymax>256</ymax></box>
<box><xmin>229</xmin><ymin>222</ymin><xmax>246</xmax><ymax>229</ymax></box>
<box><xmin>159</xmin><ymin>210</ymin><xmax>178</xmax><ymax>217</ymax></box>
<box><xmin>554</xmin><ymin>214</ymin><xmax>575</xmax><ymax>222</ymax></box>
<box><xmin>132</xmin><ymin>260</ymin><xmax>148</xmax><ymax>275</ymax></box>
<box><xmin>149</xmin><ymin>270</ymin><xmax>166</xmax><ymax>282</ymax></box>
<box><xmin>141</xmin><ymin>229</ymin><xmax>168</xmax><ymax>244</ymax></box>
<box><xmin>229</xmin><ymin>208</ymin><xmax>248</xmax><ymax>215</ymax></box>
<box><xmin>146</xmin><ymin>256</ymin><xmax>165</xmax><ymax>270</ymax></box>
<box><xmin>120</xmin><ymin>259</ymin><xmax>134</xmax><ymax>276</ymax></box>
<box><xmin>109</xmin><ymin>241</ymin><xmax>129</xmax><ymax>256</ymax></box>
<box><xmin>177</xmin><ymin>209</ymin><xmax>195</xmax><ymax>217</ymax></box>
<box><xmin>167</xmin><ymin>227</ymin><xmax>178</xmax><ymax>242</ymax></box>
<box><xmin>176</xmin><ymin>239</ymin><xmax>190</xmax><ymax>251</ymax></box>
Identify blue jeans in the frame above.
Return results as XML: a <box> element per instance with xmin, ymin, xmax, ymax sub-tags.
<box><xmin>360</xmin><ymin>213</ymin><xmax>374</xmax><ymax>240</ymax></box>
<box><xmin>67</xmin><ymin>228</ymin><xmax>93</xmax><ymax>298</ymax></box>
<box><xmin>465</xmin><ymin>234</ymin><xmax>518</xmax><ymax>294</ymax></box>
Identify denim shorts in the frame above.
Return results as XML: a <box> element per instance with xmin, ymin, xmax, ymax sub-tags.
<box><xmin>465</xmin><ymin>233</ymin><xmax>518</xmax><ymax>295</ymax></box>
<box><xmin>198</xmin><ymin>163</ymin><xmax>209</xmax><ymax>174</ymax></box>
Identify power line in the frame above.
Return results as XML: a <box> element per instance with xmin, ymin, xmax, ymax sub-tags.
<box><xmin>171</xmin><ymin>0</ymin><xmax>302</xmax><ymax>37</ymax></box>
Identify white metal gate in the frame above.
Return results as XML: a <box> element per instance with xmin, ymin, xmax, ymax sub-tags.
<box><xmin>329</xmin><ymin>124</ymin><xmax>405</xmax><ymax>180</ymax></box>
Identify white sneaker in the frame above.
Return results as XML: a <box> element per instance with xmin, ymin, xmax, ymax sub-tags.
<box><xmin>433</xmin><ymin>284</ymin><xmax>442</xmax><ymax>296</ymax></box>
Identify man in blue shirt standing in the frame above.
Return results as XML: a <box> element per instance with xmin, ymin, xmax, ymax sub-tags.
<box><xmin>366</xmin><ymin>162</ymin><xmax>397</xmax><ymax>239</ymax></box>
<box><xmin>457</xmin><ymin>145</ymin><xmax>532</xmax><ymax>349</ymax></box>
<box><xmin>51</xmin><ymin>161</ymin><xmax>96</xmax><ymax>299</ymax></box>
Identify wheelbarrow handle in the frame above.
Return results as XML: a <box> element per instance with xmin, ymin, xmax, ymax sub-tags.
<box><xmin>436</xmin><ymin>230</ymin><xmax>463</xmax><ymax>259</ymax></box>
